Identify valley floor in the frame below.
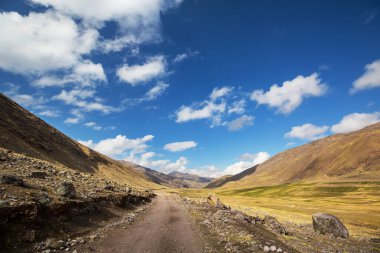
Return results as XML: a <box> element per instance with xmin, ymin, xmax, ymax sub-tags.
<box><xmin>177</xmin><ymin>181</ymin><xmax>380</xmax><ymax>238</ymax></box>
<box><xmin>84</xmin><ymin>189</ymin><xmax>380</xmax><ymax>253</ymax></box>
<box><xmin>2</xmin><ymin>179</ymin><xmax>379</xmax><ymax>252</ymax></box>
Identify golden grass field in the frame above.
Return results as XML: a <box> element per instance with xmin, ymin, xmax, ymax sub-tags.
<box><xmin>174</xmin><ymin>181</ymin><xmax>380</xmax><ymax>238</ymax></box>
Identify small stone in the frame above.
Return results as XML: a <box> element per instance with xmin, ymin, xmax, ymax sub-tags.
<box><xmin>127</xmin><ymin>213</ymin><xmax>135</xmax><ymax>222</ymax></box>
<box><xmin>277</xmin><ymin>248</ymin><xmax>283</xmax><ymax>252</ymax></box>
<box><xmin>104</xmin><ymin>184</ymin><xmax>114</xmax><ymax>191</ymax></box>
<box><xmin>235</xmin><ymin>212</ymin><xmax>245</xmax><ymax>221</ymax></box>
<box><xmin>47</xmin><ymin>239</ymin><xmax>65</xmax><ymax>249</ymax></box>
<box><xmin>270</xmin><ymin>246</ymin><xmax>277</xmax><ymax>252</ymax></box>
<box><xmin>30</xmin><ymin>171</ymin><xmax>48</xmax><ymax>179</ymax></box>
<box><xmin>263</xmin><ymin>246</ymin><xmax>270</xmax><ymax>252</ymax></box>
<box><xmin>202</xmin><ymin>219</ymin><xmax>211</xmax><ymax>226</ymax></box>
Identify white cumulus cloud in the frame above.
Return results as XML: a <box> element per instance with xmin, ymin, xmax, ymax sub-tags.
<box><xmin>164</xmin><ymin>141</ymin><xmax>197</xmax><ymax>152</ymax></box>
<box><xmin>31</xmin><ymin>0</ymin><xmax>182</xmax><ymax>50</ymax></box>
<box><xmin>176</xmin><ymin>101</ymin><xmax>226</xmax><ymax>123</ymax></box>
<box><xmin>285</xmin><ymin>123</ymin><xmax>329</xmax><ymax>140</ymax></box>
<box><xmin>224</xmin><ymin>152</ymin><xmax>270</xmax><ymax>175</ymax></box>
<box><xmin>0</xmin><ymin>11</ymin><xmax>98</xmax><ymax>75</ymax></box>
<box><xmin>351</xmin><ymin>59</ymin><xmax>380</xmax><ymax>93</ymax></box>
<box><xmin>251</xmin><ymin>73</ymin><xmax>327</xmax><ymax>114</ymax></box>
<box><xmin>210</xmin><ymin>86</ymin><xmax>233</xmax><ymax>101</ymax></box>
<box><xmin>227</xmin><ymin>115</ymin><xmax>254</xmax><ymax>131</ymax></box>
<box><xmin>84</xmin><ymin>121</ymin><xmax>102</xmax><ymax>130</ymax></box>
<box><xmin>331</xmin><ymin>112</ymin><xmax>380</xmax><ymax>133</ymax></box>
<box><xmin>34</xmin><ymin>60</ymin><xmax>106</xmax><ymax>88</ymax></box>
<box><xmin>228</xmin><ymin>99</ymin><xmax>246</xmax><ymax>115</ymax></box>
<box><xmin>64</xmin><ymin>117</ymin><xmax>80</xmax><ymax>124</ymax></box>
<box><xmin>175</xmin><ymin>86</ymin><xmax>251</xmax><ymax>129</ymax></box>
<box><xmin>127</xmin><ymin>152</ymin><xmax>188</xmax><ymax>174</ymax></box>
<box><xmin>39</xmin><ymin>110</ymin><xmax>60</xmax><ymax>117</ymax></box>
<box><xmin>53</xmin><ymin>89</ymin><xmax>115</xmax><ymax>114</ymax></box>
<box><xmin>117</xmin><ymin>56</ymin><xmax>166</xmax><ymax>85</ymax></box>
<box><xmin>144</xmin><ymin>82</ymin><xmax>169</xmax><ymax>100</ymax></box>
<box><xmin>173</xmin><ymin>53</ymin><xmax>189</xmax><ymax>63</ymax></box>
<box><xmin>79</xmin><ymin>134</ymin><xmax>154</xmax><ymax>158</ymax></box>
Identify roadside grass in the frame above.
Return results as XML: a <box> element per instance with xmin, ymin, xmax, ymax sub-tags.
<box><xmin>174</xmin><ymin>181</ymin><xmax>380</xmax><ymax>238</ymax></box>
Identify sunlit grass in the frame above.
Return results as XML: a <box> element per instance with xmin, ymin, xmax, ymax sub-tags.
<box><xmin>173</xmin><ymin>181</ymin><xmax>380</xmax><ymax>238</ymax></box>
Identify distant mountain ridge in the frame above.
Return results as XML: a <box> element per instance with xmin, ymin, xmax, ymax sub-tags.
<box><xmin>120</xmin><ymin>162</ymin><xmax>214</xmax><ymax>188</ymax></box>
<box><xmin>206</xmin><ymin>123</ymin><xmax>380</xmax><ymax>188</ymax></box>
<box><xmin>168</xmin><ymin>171</ymin><xmax>214</xmax><ymax>188</ymax></box>
<box><xmin>120</xmin><ymin>161</ymin><xmax>190</xmax><ymax>188</ymax></box>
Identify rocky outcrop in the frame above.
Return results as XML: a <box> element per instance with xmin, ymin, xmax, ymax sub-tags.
<box><xmin>312</xmin><ymin>213</ymin><xmax>349</xmax><ymax>238</ymax></box>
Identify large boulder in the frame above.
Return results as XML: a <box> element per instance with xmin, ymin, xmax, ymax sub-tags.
<box><xmin>312</xmin><ymin>213</ymin><xmax>349</xmax><ymax>238</ymax></box>
<box><xmin>56</xmin><ymin>182</ymin><xmax>76</xmax><ymax>198</ymax></box>
<box><xmin>1</xmin><ymin>175</ymin><xmax>24</xmax><ymax>187</ymax></box>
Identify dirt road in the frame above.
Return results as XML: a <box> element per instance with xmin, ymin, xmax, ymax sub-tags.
<box><xmin>93</xmin><ymin>193</ymin><xmax>202</xmax><ymax>253</ymax></box>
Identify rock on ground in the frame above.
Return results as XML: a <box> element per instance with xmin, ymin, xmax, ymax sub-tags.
<box><xmin>263</xmin><ymin>215</ymin><xmax>287</xmax><ymax>235</ymax></box>
<box><xmin>312</xmin><ymin>213</ymin><xmax>349</xmax><ymax>238</ymax></box>
<box><xmin>56</xmin><ymin>182</ymin><xmax>76</xmax><ymax>198</ymax></box>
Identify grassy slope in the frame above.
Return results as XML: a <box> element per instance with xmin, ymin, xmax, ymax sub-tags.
<box><xmin>197</xmin><ymin>124</ymin><xmax>380</xmax><ymax>238</ymax></box>
<box><xmin>176</xmin><ymin>181</ymin><xmax>380</xmax><ymax>238</ymax></box>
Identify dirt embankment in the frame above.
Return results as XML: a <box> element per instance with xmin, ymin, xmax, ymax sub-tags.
<box><xmin>0</xmin><ymin>148</ymin><xmax>155</xmax><ymax>252</ymax></box>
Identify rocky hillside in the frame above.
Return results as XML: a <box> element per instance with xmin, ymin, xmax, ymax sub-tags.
<box><xmin>168</xmin><ymin>171</ymin><xmax>214</xmax><ymax>188</ymax></box>
<box><xmin>120</xmin><ymin>161</ymin><xmax>189</xmax><ymax>188</ymax></box>
<box><xmin>209</xmin><ymin>123</ymin><xmax>380</xmax><ymax>188</ymax></box>
<box><xmin>0</xmin><ymin>93</ymin><xmax>156</xmax><ymax>188</ymax></box>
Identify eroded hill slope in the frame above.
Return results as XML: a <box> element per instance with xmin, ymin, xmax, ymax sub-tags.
<box><xmin>208</xmin><ymin>123</ymin><xmax>380</xmax><ymax>188</ymax></box>
<box><xmin>0</xmin><ymin>93</ymin><xmax>155</xmax><ymax>188</ymax></box>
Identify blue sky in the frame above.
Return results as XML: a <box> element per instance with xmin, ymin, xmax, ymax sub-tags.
<box><xmin>1</xmin><ymin>0</ymin><xmax>380</xmax><ymax>177</ymax></box>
